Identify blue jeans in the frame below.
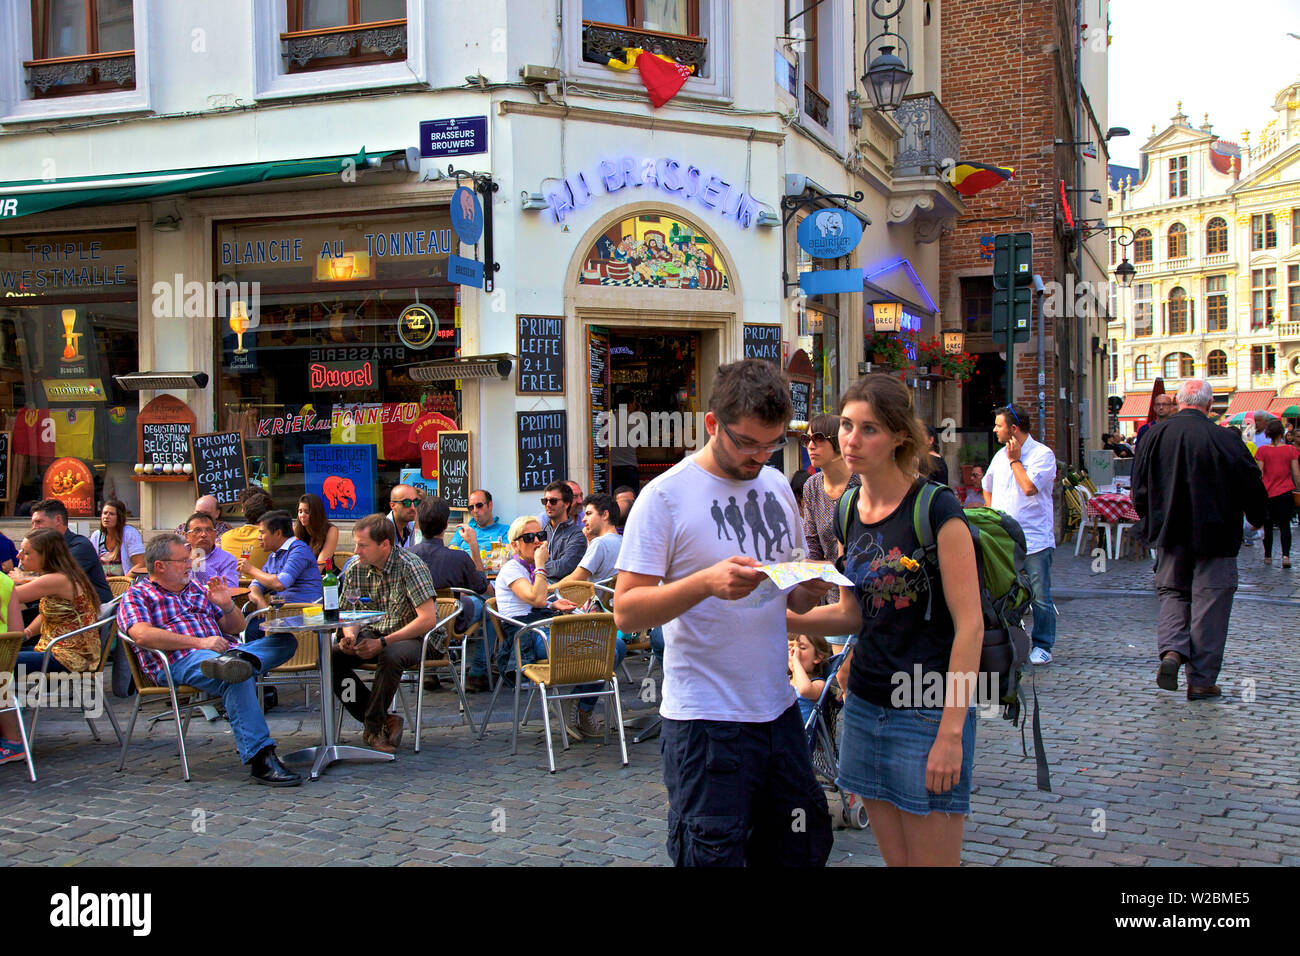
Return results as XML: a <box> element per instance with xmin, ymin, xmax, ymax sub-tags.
<box><xmin>617</xmin><ymin>626</ymin><xmax>665</xmax><ymax>658</ymax></box>
<box><xmin>1022</xmin><ymin>547</ymin><xmax>1057</xmax><ymax>652</ymax></box>
<box><xmin>530</xmin><ymin>631</ymin><xmax>626</xmax><ymax>712</ymax></box>
<box><xmin>167</xmin><ymin>634</ymin><xmax>298</xmax><ymax>763</ymax></box>
<box><xmin>16</xmin><ymin>650</ymin><xmax>68</xmax><ymax>673</ymax></box>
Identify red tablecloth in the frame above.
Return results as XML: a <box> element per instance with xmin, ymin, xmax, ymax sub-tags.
<box><xmin>1086</xmin><ymin>493</ymin><xmax>1139</xmax><ymax>523</ymax></box>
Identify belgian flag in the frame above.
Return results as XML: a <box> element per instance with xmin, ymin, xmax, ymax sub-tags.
<box><xmin>604</xmin><ymin>47</ymin><xmax>696</xmax><ymax>108</ymax></box>
<box><xmin>949</xmin><ymin>162</ymin><xmax>1015</xmax><ymax>197</ymax></box>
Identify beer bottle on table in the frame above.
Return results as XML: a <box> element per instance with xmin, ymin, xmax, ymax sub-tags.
<box><xmin>322</xmin><ymin>567</ymin><xmax>339</xmax><ymax>622</ymax></box>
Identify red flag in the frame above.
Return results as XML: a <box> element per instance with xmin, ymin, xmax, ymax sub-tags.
<box><xmin>636</xmin><ymin>50</ymin><xmax>692</xmax><ymax>108</ymax></box>
<box><xmin>1144</xmin><ymin>377</ymin><xmax>1165</xmax><ymax>429</ymax></box>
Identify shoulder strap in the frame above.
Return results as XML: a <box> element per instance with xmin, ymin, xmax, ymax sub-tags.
<box><xmin>911</xmin><ymin>480</ymin><xmax>943</xmax><ymax>563</ymax></box>
<box><xmin>834</xmin><ymin>485</ymin><xmax>860</xmax><ymax>547</ymax></box>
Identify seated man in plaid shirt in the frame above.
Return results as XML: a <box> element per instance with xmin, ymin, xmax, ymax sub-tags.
<box><xmin>117</xmin><ymin>533</ymin><xmax>302</xmax><ymax>786</ymax></box>
<box><xmin>331</xmin><ymin>513</ymin><xmax>440</xmax><ymax>754</ymax></box>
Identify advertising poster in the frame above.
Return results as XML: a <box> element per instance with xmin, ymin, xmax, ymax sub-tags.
<box><xmin>305</xmin><ymin>443</ymin><xmax>377</xmax><ymax>521</ymax></box>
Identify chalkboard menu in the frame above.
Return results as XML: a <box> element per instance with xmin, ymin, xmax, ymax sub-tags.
<box><xmin>142</xmin><ymin>422</ymin><xmax>193</xmax><ymax>465</ymax></box>
<box><xmin>518</xmin><ymin>411</ymin><xmax>567</xmax><ymax>492</ymax></box>
<box><xmin>0</xmin><ymin>431</ymin><xmax>9</xmax><ymax>503</ymax></box>
<box><xmin>516</xmin><ymin>315</ymin><xmax>565</xmax><ymax>394</ymax></box>
<box><xmin>788</xmin><ymin>378</ymin><xmax>812</xmax><ymax>424</ymax></box>
<box><xmin>743</xmin><ymin>324</ymin><xmax>782</xmax><ymax>365</ymax></box>
<box><xmin>587</xmin><ymin>326</ymin><xmax>610</xmax><ymax>494</ymax></box>
<box><xmin>190</xmin><ymin>431</ymin><xmax>248</xmax><ymax>505</ymax></box>
<box><xmin>137</xmin><ymin>394</ymin><xmax>197</xmax><ymax>480</ymax></box>
<box><xmin>437</xmin><ymin>430</ymin><xmax>472</xmax><ymax>510</ymax></box>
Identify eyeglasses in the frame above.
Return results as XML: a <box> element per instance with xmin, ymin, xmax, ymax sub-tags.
<box><xmin>185</xmin><ymin>527</ymin><xmax>214</xmax><ymax>536</ymax></box>
<box><xmin>391</xmin><ymin>499</ymin><xmax>419</xmax><ymax>509</ymax></box>
<box><xmin>799</xmin><ymin>432</ymin><xmax>831</xmax><ymax>448</ymax></box>
<box><xmin>718</xmin><ymin>419</ymin><xmax>788</xmax><ymax>456</ymax></box>
<box><xmin>540</xmin><ymin>497</ymin><xmax>564</xmax><ymax>506</ymax></box>
<box><xmin>515</xmin><ymin>532</ymin><xmax>543</xmax><ymax>544</ymax></box>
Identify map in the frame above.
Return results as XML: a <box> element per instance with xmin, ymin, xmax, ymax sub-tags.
<box><xmin>734</xmin><ymin>562</ymin><xmax>854</xmax><ymax>608</ymax></box>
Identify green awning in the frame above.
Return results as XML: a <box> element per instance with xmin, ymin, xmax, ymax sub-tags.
<box><xmin>0</xmin><ymin>148</ymin><xmax>399</xmax><ymax>220</ymax></box>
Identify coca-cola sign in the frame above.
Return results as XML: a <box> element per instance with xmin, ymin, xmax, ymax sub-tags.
<box><xmin>308</xmin><ymin>360</ymin><xmax>376</xmax><ymax>392</ymax></box>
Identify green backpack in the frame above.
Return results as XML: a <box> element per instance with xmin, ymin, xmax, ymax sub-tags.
<box><xmin>834</xmin><ymin>480</ymin><xmax>1050</xmax><ymax>791</ymax></box>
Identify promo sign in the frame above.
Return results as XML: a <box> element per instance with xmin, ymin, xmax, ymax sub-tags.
<box><xmin>42</xmin><ymin>457</ymin><xmax>94</xmax><ymax>516</ymax></box>
<box><xmin>795</xmin><ymin>207</ymin><xmax>864</xmax><ymax>260</ymax></box>
<box><xmin>742</xmin><ymin>325</ymin><xmax>781</xmax><ymax>365</ymax></box>
<box><xmin>397</xmin><ymin>303</ymin><xmax>438</xmax><ymax>349</ymax></box>
<box><xmin>436</xmin><ymin>430</ymin><xmax>472</xmax><ymax>510</ymax></box>
<box><xmin>190</xmin><ymin>431</ymin><xmax>247</xmax><ymax>505</ymax></box>
<box><xmin>305</xmin><ymin>443</ymin><xmax>377</xmax><ymax>520</ymax></box>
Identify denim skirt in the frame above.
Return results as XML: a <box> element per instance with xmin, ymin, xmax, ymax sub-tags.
<box><xmin>835</xmin><ymin>693</ymin><xmax>976</xmax><ymax>816</ymax></box>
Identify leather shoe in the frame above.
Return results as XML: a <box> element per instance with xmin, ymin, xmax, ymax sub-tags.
<box><xmin>201</xmin><ymin>649</ymin><xmax>260</xmax><ymax>684</ymax></box>
<box><xmin>249</xmin><ymin>745</ymin><xmax>302</xmax><ymax>787</ymax></box>
<box><xmin>362</xmin><ymin>729</ymin><xmax>396</xmax><ymax>753</ymax></box>
<box><xmin>1156</xmin><ymin>652</ymin><xmax>1183</xmax><ymax>692</ymax></box>
<box><xmin>465</xmin><ymin>675</ymin><xmax>490</xmax><ymax>693</ymax></box>
<box><xmin>383</xmin><ymin>714</ymin><xmax>404</xmax><ymax>748</ymax></box>
<box><xmin>1187</xmin><ymin>684</ymin><xmax>1223</xmax><ymax>701</ymax></box>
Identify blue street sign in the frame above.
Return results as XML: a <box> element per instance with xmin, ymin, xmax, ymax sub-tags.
<box><xmin>798</xmin><ymin>268</ymin><xmax>864</xmax><ymax>296</ymax></box>
<box><xmin>447</xmin><ymin>254</ymin><xmax>484</xmax><ymax>288</ymax></box>
<box><xmin>450</xmin><ymin>185</ymin><xmax>484</xmax><ymax>245</ymax></box>
<box><xmin>795</xmin><ymin>207</ymin><xmax>864</xmax><ymax>259</ymax></box>
<box><xmin>419</xmin><ymin>116</ymin><xmax>488</xmax><ymax>158</ymax></box>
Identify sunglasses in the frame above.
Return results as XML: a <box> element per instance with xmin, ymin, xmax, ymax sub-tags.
<box><xmin>540</xmin><ymin>497</ymin><xmax>565</xmax><ymax>506</ymax></box>
<box><xmin>799</xmin><ymin>432</ymin><xmax>831</xmax><ymax>447</ymax></box>
<box><xmin>391</xmin><ymin>499</ymin><xmax>419</xmax><ymax>508</ymax></box>
<box><xmin>470</xmin><ymin>502</ymin><xmax>488</xmax><ymax>509</ymax></box>
<box><xmin>515</xmin><ymin>532</ymin><xmax>543</xmax><ymax>544</ymax></box>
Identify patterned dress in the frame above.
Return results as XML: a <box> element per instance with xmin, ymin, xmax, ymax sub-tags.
<box><xmin>36</xmin><ymin>587</ymin><xmax>100</xmax><ymax>671</ymax></box>
<box><xmin>801</xmin><ymin>470</ymin><xmax>862</xmax><ymax>562</ymax></box>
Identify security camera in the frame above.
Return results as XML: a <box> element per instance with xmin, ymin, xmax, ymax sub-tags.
<box><xmin>1031</xmin><ymin>274</ymin><xmax>1046</xmax><ymax>294</ymax></box>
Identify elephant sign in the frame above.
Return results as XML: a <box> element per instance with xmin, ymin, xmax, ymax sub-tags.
<box><xmin>795</xmin><ymin>204</ymin><xmax>864</xmax><ymax>260</ymax></box>
<box><xmin>305</xmin><ymin>443</ymin><xmax>377</xmax><ymax>520</ymax></box>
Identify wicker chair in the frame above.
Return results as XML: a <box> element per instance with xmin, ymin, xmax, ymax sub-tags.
<box><xmin>114</xmin><ymin>632</ymin><xmax>223</xmax><ymax>782</ymax></box>
<box><xmin>551</xmin><ymin>581</ymin><xmax>598</xmax><ymax>607</ymax></box>
<box><xmin>333</xmin><ymin>550</ymin><xmax>356</xmax><ymax>574</ymax></box>
<box><xmin>436</xmin><ymin>587</ymin><xmax>492</xmax><ymax>695</ymax></box>
<box><xmin>481</xmin><ymin>605</ymin><xmax>627</xmax><ymax>773</ymax></box>
<box><xmin>0</xmin><ymin>631</ymin><xmax>36</xmax><ymax>781</ymax></box>
<box><xmin>105</xmin><ymin>576</ymin><xmax>133</xmax><ymax>599</ymax></box>
<box><xmin>27</xmin><ymin>600</ymin><xmax>126</xmax><ymax>746</ymax></box>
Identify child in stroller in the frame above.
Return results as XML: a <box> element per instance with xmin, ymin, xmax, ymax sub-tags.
<box><xmin>792</xmin><ymin>635</ymin><xmax>869</xmax><ymax>830</ymax></box>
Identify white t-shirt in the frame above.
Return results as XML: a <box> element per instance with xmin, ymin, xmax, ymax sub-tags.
<box><xmin>617</xmin><ymin>455</ymin><xmax>804</xmax><ymax>723</ymax></box>
<box><xmin>982</xmin><ymin>433</ymin><xmax>1057</xmax><ymax>553</ymax></box>
<box><xmin>495</xmin><ymin>558</ymin><xmax>538</xmax><ymax>620</ymax></box>
<box><xmin>579</xmin><ymin>533</ymin><xmax>621</xmax><ymax>582</ymax></box>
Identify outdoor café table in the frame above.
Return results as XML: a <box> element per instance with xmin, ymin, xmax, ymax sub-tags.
<box><xmin>1085</xmin><ymin>492</ymin><xmax>1140</xmax><ymax>559</ymax></box>
<box><xmin>262</xmin><ymin>610</ymin><xmax>387</xmax><ymax>781</ymax></box>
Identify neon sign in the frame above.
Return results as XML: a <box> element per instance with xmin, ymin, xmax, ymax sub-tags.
<box><xmin>544</xmin><ymin>156</ymin><xmax>761</xmax><ymax>228</ymax></box>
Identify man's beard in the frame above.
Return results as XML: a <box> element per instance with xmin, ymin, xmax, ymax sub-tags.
<box><xmin>713</xmin><ymin>443</ymin><xmax>764</xmax><ymax>481</ymax></box>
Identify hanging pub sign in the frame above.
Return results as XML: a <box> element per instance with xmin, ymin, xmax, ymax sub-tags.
<box><xmin>437</xmin><ymin>430</ymin><xmax>472</xmax><ymax>510</ymax></box>
<box><xmin>743</xmin><ymin>324</ymin><xmax>782</xmax><ymax>365</ymax></box>
<box><xmin>137</xmin><ymin>394</ymin><xmax>197</xmax><ymax>480</ymax></box>
<box><xmin>516</xmin><ymin>315</ymin><xmax>565</xmax><ymax>395</ymax></box>
<box><xmin>305</xmin><ymin>443</ymin><xmax>377</xmax><ymax>520</ymax></box>
<box><xmin>397</xmin><ymin>303</ymin><xmax>438</xmax><ymax>349</ymax></box>
<box><xmin>795</xmin><ymin>207</ymin><xmax>864</xmax><ymax>259</ymax></box>
<box><xmin>450</xmin><ymin>186</ymin><xmax>484</xmax><ymax>245</ymax></box>
<box><xmin>446</xmin><ymin>254</ymin><xmax>484</xmax><ymax>288</ymax></box>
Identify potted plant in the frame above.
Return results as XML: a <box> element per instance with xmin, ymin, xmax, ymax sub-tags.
<box><xmin>865</xmin><ymin>330</ymin><xmax>913</xmax><ymax>370</ymax></box>
<box><xmin>940</xmin><ymin>350</ymin><xmax>977</xmax><ymax>382</ymax></box>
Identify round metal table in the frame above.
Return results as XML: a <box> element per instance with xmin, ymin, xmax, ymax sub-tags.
<box><xmin>261</xmin><ymin>610</ymin><xmax>389</xmax><ymax>781</ymax></box>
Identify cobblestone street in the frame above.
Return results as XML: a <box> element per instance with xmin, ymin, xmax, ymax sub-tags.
<box><xmin>2</xmin><ymin>542</ymin><xmax>1297</xmax><ymax>867</ymax></box>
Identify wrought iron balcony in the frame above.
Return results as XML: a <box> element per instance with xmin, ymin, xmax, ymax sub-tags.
<box><xmin>281</xmin><ymin>19</ymin><xmax>407</xmax><ymax>69</ymax></box>
<box><xmin>581</xmin><ymin>21</ymin><xmax>707</xmax><ymax>71</ymax></box>
<box><xmin>804</xmin><ymin>84</ymin><xmax>830</xmax><ymax>128</ymax></box>
<box><xmin>893</xmin><ymin>92</ymin><xmax>960</xmax><ymax>178</ymax></box>
<box><xmin>25</xmin><ymin>51</ymin><xmax>135</xmax><ymax>95</ymax></box>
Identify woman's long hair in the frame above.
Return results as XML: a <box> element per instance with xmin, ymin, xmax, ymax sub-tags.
<box><xmin>24</xmin><ymin>528</ymin><xmax>97</xmax><ymax>608</ymax></box>
<box><xmin>295</xmin><ymin>493</ymin><xmax>332</xmax><ymax>553</ymax></box>
<box><xmin>838</xmin><ymin>373</ymin><xmax>932</xmax><ymax>478</ymax></box>
<box><xmin>98</xmin><ymin>499</ymin><xmax>129</xmax><ymax>550</ymax></box>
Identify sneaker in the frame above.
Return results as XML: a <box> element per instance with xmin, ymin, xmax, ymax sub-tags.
<box><xmin>560</xmin><ymin>700</ymin><xmax>582</xmax><ymax>743</ymax></box>
<box><xmin>576</xmin><ymin>708</ymin><xmax>604</xmax><ymax>738</ymax></box>
<box><xmin>0</xmin><ymin>739</ymin><xmax>27</xmax><ymax>765</ymax></box>
<box><xmin>1028</xmin><ymin>648</ymin><xmax>1053</xmax><ymax>665</ymax></box>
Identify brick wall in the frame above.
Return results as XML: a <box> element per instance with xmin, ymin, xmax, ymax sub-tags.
<box><xmin>939</xmin><ymin>0</ymin><xmax>1079</xmax><ymax>457</ymax></box>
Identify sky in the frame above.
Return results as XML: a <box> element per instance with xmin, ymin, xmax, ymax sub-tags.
<box><xmin>1107</xmin><ymin>0</ymin><xmax>1300</xmax><ymax>170</ymax></box>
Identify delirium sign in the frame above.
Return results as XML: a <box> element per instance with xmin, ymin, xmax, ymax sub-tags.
<box><xmin>545</xmin><ymin>156</ymin><xmax>761</xmax><ymax>228</ymax></box>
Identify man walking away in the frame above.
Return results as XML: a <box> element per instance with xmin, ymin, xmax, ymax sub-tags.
<box><xmin>615</xmin><ymin>358</ymin><xmax>833</xmax><ymax>867</ymax></box>
<box><xmin>983</xmin><ymin>404</ymin><xmax>1058</xmax><ymax>663</ymax></box>
<box><xmin>1133</xmin><ymin>380</ymin><xmax>1268</xmax><ymax>701</ymax></box>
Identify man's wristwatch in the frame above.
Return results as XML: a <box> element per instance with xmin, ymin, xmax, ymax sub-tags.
<box><xmin>379</xmin><ymin>636</ymin><xmax>388</xmax><ymax>649</ymax></box>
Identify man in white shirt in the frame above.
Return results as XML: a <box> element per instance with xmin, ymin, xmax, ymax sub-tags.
<box><xmin>983</xmin><ymin>404</ymin><xmax>1059</xmax><ymax>664</ymax></box>
<box><xmin>554</xmin><ymin>493</ymin><xmax>622</xmax><ymax>586</ymax></box>
<box><xmin>616</xmin><ymin>358</ymin><xmax>833</xmax><ymax>867</ymax></box>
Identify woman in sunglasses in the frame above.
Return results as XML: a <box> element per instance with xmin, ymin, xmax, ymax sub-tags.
<box><xmin>799</xmin><ymin>414</ymin><xmax>860</xmax><ymax>650</ymax></box>
<box><xmin>493</xmin><ymin>517</ymin><xmax>577</xmax><ymax>680</ymax></box>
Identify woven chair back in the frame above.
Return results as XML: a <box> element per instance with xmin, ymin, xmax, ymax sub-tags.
<box><xmin>545</xmin><ymin>613</ymin><xmax>617</xmax><ymax>686</ymax></box>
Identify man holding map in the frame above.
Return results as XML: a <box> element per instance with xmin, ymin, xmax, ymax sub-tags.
<box><xmin>615</xmin><ymin>358</ymin><xmax>835</xmax><ymax>867</ymax></box>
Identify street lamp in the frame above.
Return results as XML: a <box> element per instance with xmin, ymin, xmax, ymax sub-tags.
<box><xmin>872</xmin><ymin>300</ymin><xmax>902</xmax><ymax>332</ymax></box>
<box><xmin>942</xmin><ymin>329</ymin><xmax>965</xmax><ymax>354</ymax></box>
<box><xmin>861</xmin><ymin>0</ymin><xmax>912</xmax><ymax>111</ymax></box>
<box><xmin>1106</xmin><ymin>225</ymin><xmax>1137</xmax><ymax>288</ymax></box>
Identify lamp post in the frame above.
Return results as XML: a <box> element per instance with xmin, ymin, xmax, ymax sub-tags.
<box><xmin>861</xmin><ymin>0</ymin><xmax>912</xmax><ymax>111</ymax></box>
<box><xmin>1106</xmin><ymin>224</ymin><xmax>1137</xmax><ymax>288</ymax></box>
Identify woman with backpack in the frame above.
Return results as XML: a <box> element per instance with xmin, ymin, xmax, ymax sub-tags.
<box><xmin>789</xmin><ymin>374</ymin><xmax>983</xmax><ymax>866</ymax></box>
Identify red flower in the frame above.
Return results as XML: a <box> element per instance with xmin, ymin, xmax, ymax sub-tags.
<box><xmin>894</xmin><ymin>596</ymin><xmax>912</xmax><ymax>609</ymax></box>
<box><xmin>882</xmin><ymin>574</ymin><xmax>896</xmax><ymax>588</ymax></box>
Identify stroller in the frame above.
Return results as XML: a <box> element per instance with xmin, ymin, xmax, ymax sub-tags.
<box><xmin>802</xmin><ymin>639</ymin><xmax>869</xmax><ymax>831</ymax></box>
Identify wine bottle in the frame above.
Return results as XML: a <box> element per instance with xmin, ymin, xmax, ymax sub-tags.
<box><xmin>322</xmin><ymin>567</ymin><xmax>339</xmax><ymax>622</ymax></box>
